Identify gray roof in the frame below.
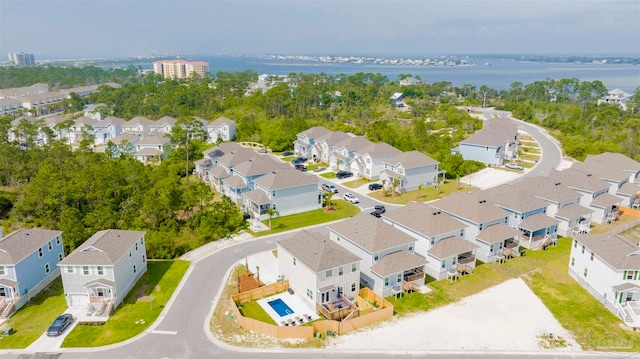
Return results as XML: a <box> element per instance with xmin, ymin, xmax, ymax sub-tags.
<box><xmin>430</xmin><ymin>192</ymin><xmax>510</xmax><ymax>224</ymax></box>
<box><xmin>209</xmin><ymin>166</ymin><xmax>229</xmax><ymax>178</ymax></box>
<box><xmin>333</xmin><ymin>136</ymin><xmax>374</xmax><ymax>152</ymax></box>
<box><xmin>383</xmin><ymin>151</ymin><xmax>439</xmax><ymax>169</ymax></box>
<box><xmin>613</xmin><ymin>283</ymin><xmax>640</xmax><ymax>292</ymax></box>
<box><xmin>591</xmin><ymin>193</ymin><xmax>622</xmax><ymax>208</ymax></box>
<box><xmin>59</xmin><ymin>230</ymin><xmax>145</xmax><ymax>266</ymax></box>
<box><xmin>135</xmin><ymin>148</ymin><xmax>162</xmax><ymax>156</ymax></box>
<box><xmin>476</xmin><ymin>223</ymin><xmax>521</xmax><ymax>244</ymax></box>
<box><xmin>514</xmin><ymin>177</ymin><xmax>581</xmax><ymax>204</ymax></box>
<box><xmin>298</xmin><ymin>126</ymin><xmax>331</xmax><ymax>140</ymax></box>
<box><xmin>101</xmin><ymin>116</ymin><xmax>125</xmax><ymax>126</ymax></box>
<box><xmin>243</xmin><ymin>189</ymin><xmax>271</xmax><ymax>205</ymax></box>
<box><xmin>518</xmin><ymin>213</ymin><xmax>560</xmax><ymax>231</ymax></box>
<box><xmin>0</xmin><ymin>278</ymin><xmax>17</xmax><ymax>287</ymax></box>
<box><xmin>547</xmin><ymin>168</ymin><xmax>609</xmax><ymax>193</ymax></box>
<box><xmin>84</xmin><ymin>278</ymin><xmax>116</xmax><ymax>288</ymax></box>
<box><xmin>370</xmin><ymin>251</ymin><xmax>427</xmax><ymax>277</ymax></box>
<box><xmin>43</xmin><ymin>115</ymin><xmax>67</xmax><ymax>126</ymax></box>
<box><xmin>217</xmin><ymin>147</ymin><xmax>259</xmax><ymax>168</ymax></box>
<box><xmin>210</xmin><ymin>116</ymin><xmax>236</xmax><ymax>126</ymax></box>
<box><xmin>555</xmin><ymin>203</ymin><xmax>594</xmax><ymax>220</ymax></box>
<box><xmin>428</xmin><ymin>236</ymin><xmax>479</xmax><ymax>259</ymax></box>
<box><xmin>108</xmin><ymin>132</ymin><xmax>139</xmax><ymax>145</ymax></box>
<box><xmin>574</xmin><ymin>232</ymin><xmax>640</xmax><ymax>270</ymax></box>
<box><xmin>0</xmin><ymin>229</ymin><xmax>62</xmax><ymax>264</ymax></box>
<box><xmin>278</xmin><ymin>230</ymin><xmax>361</xmax><ymax>272</ymax></box>
<box><xmin>383</xmin><ymin>202</ymin><xmax>466</xmax><ymax>238</ymax></box>
<box><xmin>222</xmin><ymin>175</ymin><xmax>246</xmax><ymax>189</ymax></box>
<box><xmin>478</xmin><ymin>184</ymin><xmax>548</xmax><ymax>213</ymax></box>
<box><xmin>585</xmin><ymin>152</ymin><xmax>640</xmax><ymax>173</ymax></box>
<box><xmin>127</xmin><ymin>116</ymin><xmax>155</xmax><ymax>127</ymax></box>
<box><xmin>155</xmin><ymin>116</ymin><xmax>176</xmax><ymax>126</ymax></box>
<box><xmin>137</xmin><ymin>134</ymin><xmax>171</xmax><ymax>146</ymax></box>
<box><xmin>203</xmin><ymin>142</ymin><xmax>243</xmax><ymax>158</ymax></box>
<box><xmin>74</xmin><ymin>116</ymin><xmax>99</xmax><ymax>126</ymax></box>
<box><xmin>356</xmin><ymin>142</ymin><xmax>402</xmax><ymax>159</ymax></box>
<box><xmin>316</xmin><ymin>131</ymin><xmax>352</xmax><ymax>146</ymax></box>
<box><xmin>617</xmin><ymin>182</ymin><xmax>640</xmax><ymax>196</ymax></box>
<box><xmin>232</xmin><ymin>156</ymin><xmax>288</xmax><ymax>177</ymax></box>
<box><xmin>460</xmin><ymin>119</ymin><xmax>517</xmax><ymax>147</ymax></box>
<box><xmin>253</xmin><ymin>168</ymin><xmax>318</xmax><ymax>190</ymax></box>
<box><xmin>328</xmin><ymin>213</ymin><xmax>416</xmax><ymax>253</ymax></box>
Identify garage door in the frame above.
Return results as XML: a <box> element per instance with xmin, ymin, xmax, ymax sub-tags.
<box><xmin>70</xmin><ymin>294</ymin><xmax>89</xmax><ymax>306</ymax></box>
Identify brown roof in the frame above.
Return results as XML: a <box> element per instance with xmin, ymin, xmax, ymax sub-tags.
<box><xmin>102</xmin><ymin>116</ymin><xmax>125</xmax><ymax>126</ymax></box>
<box><xmin>370</xmin><ymin>251</ymin><xmax>427</xmax><ymax>276</ymax></box>
<box><xmin>222</xmin><ymin>175</ymin><xmax>246</xmax><ymax>189</ymax></box>
<box><xmin>137</xmin><ymin>134</ymin><xmax>171</xmax><ymax>146</ymax></box>
<box><xmin>383</xmin><ymin>202</ymin><xmax>466</xmax><ymax>238</ymax></box>
<box><xmin>430</xmin><ymin>192</ymin><xmax>510</xmax><ymax>224</ymax></box>
<box><xmin>278</xmin><ymin>230</ymin><xmax>361</xmax><ymax>272</ymax></box>
<box><xmin>518</xmin><ymin>213</ymin><xmax>560</xmax><ymax>231</ymax></box>
<box><xmin>515</xmin><ymin>177</ymin><xmax>582</xmax><ymax>204</ymax></box>
<box><xmin>476</xmin><ymin>223</ymin><xmax>521</xmax><ymax>244</ymax></box>
<box><xmin>243</xmin><ymin>189</ymin><xmax>271</xmax><ymax>205</ymax></box>
<box><xmin>128</xmin><ymin>116</ymin><xmax>155</xmax><ymax>127</ymax></box>
<box><xmin>298</xmin><ymin>126</ymin><xmax>331</xmax><ymax>140</ymax></box>
<box><xmin>210</xmin><ymin>116</ymin><xmax>236</xmax><ymax>126</ymax></box>
<box><xmin>547</xmin><ymin>168</ymin><xmax>610</xmax><ymax>193</ymax></box>
<box><xmin>135</xmin><ymin>148</ymin><xmax>162</xmax><ymax>156</ymax></box>
<box><xmin>209</xmin><ymin>166</ymin><xmax>229</xmax><ymax>178</ymax></box>
<box><xmin>428</xmin><ymin>236</ymin><xmax>479</xmax><ymax>259</ymax></box>
<box><xmin>155</xmin><ymin>116</ymin><xmax>176</xmax><ymax>126</ymax></box>
<box><xmin>253</xmin><ymin>168</ymin><xmax>318</xmax><ymax>190</ymax></box>
<box><xmin>84</xmin><ymin>278</ymin><xmax>116</xmax><ymax>288</ymax></box>
<box><xmin>575</xmin><ymin>232</ymin><xmax>640</xmax><ymax>270</ymax></box>
<box><xmin>328</xmin><ymin>213</ymin><xmax>416</xmax><ymax>253</ymax></box>
<box><xmin>478</xmin><ymin>184</ymin><xmax>549</xmax><ymax>213</ymax></box>
<box><xmin>591</xmin><ymin>193</ymin><xmax>622</xmax><ymax>208</ymax></box>
<box><xmin>109</xmin><ymin>132</ymin><xmax>139</xmax><ymax>145</ymax></box>
<box><xmin>384</xmin><ymin>151</ymin><xmax>439</xmax><ymax>169</ymax></box>
<box><xmin>0</xmin><ymin>229</ymin><xmax>62</xmax><ymax>264</ymax></box>
<box><xmin>555</xmin><ymin>203</ymin><xmax>594</xmax><ymax>220</ymax></box>
<box><xmin>232</xmin><ymin>156</ymin><xmax>288</xmax><ymax>177</ymax></box>
<box><xmin>356</xmin><ymin>142</ymin><xmax>402</xmax><ymax>159</ymax></box>
<box><xmin>59</xmin><ymin>230</ymin><xmax>145</xmax><ymax>266</ymax></box>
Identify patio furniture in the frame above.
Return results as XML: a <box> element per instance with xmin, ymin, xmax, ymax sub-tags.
<box><xmin>304</xmin><ymin>314</ymin><xmax>312</xmax><ymax>322</ymax></box>
<box><xmin>296</xmin><ymin>316</ymin><xmax>303</xmax><ymax>324</ymax></box>
<box><xmin>287</xmin><ymin>319</ymin><xmax>295</xmax><ymax>326</ymax></box>
<box><xmin>281</xmin><ymin>321</ymin><xmax>287</xmax><ymax>326</ymax></box>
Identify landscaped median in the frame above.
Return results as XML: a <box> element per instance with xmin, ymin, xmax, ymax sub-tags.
<box><xmin>60</xmin><ymin>260</ymin><xmax>189</xmax><ymax>347</ymax></box>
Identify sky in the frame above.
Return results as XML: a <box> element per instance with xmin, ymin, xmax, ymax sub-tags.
<box><xmin>1</xmin><ymin>0</ymin><xmax>639</xmax><ymax>60</ymax></box>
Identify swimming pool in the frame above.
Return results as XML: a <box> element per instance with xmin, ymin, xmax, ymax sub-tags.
<box><xmin>268</xmin><ymin>298</ymin><xmax>294</xmax><ymax>317</ymax></box>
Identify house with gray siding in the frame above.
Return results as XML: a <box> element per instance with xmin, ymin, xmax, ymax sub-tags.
<box><xmin>352</xmin><ymin>142</ymin><xmax>402</xmax><ymax>180</ymax></box>
<box><xmin>0</xmin><ymin>229</ymin><xmax>64</xmax><ymax>317</ymax></box>
<box><xmin>379</xmin><ymin>151</ymin><xmax>441</xmax><ymax>192</ymax></box>
<box><xmin>294</xmin><ymin>126</ymin><xmax>331</xmax><ymax>159</ymax></box>
<box><xmin>207</xmin><ymin>116</ymin><xmax>236</xmax><ymax>142</ymax></box>
<box><xmin>310</xmin><ymin>130</ymin><xmax>351</xmax><ymax>164</ymax></box>
<box><xmin>573</xmin><ymin>152</ymin><xmax>640</xmax><ymax>207</ymax></box>
<box><xmin>58</xmin><ymin>230</ymin><xmax>147</xmax><ymax>317</ymax></box>
<box><xmin>453</xmin><ymin>119</ymin><xmax>519</xmax><ymax>166</ymax></box>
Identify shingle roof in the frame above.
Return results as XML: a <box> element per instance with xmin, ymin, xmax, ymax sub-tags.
<box><xmin>514</xmin><ymin>177</ymin><xmax>581</xmax><ymax>204</ymax></box>
<box><xmin>298</xmin><ymin>126</ymin><xmax>331</xmax><ymax>140</ymax></box>
<box><xmin>101</xmin><ymin>116</ymin><xmax>125</xmax><ymax>126</ymax></box>
<box><xmin>555</xmin><ymin>203</ymin><xmax>594</xmax><ymax>220</ymax></box>
<box><xmin>333</xmin><ymin>136</ymin><xmax>374</xmax><ymax>152</ymax></box>
<box><xmin>128</xmin><ymin>116</ymin><xmax>155</xmax><ymax>126</ymax></box>
<box><xmin>328</xmin><ymin>213</ymin><xmax>416</xmax><ymax>253</ymax></box>
<box><xmin>209</xmin><ymin>166</ymin><xmax>229</xmax><ymax>178</ymax></box>
<box><xmin>84</xmin><ymin>278</ymin><xmax>116</xmax><ymax>288</ymax></box>
<box><xmin>74</xmin><ymin>116</ymin><xmax>99</xmax><ymax>126</ymax></box>
<box><xmin>383</xmin><ymin>151</ymin><xmax>439</xmax><ymax>169</ymax></box>
<box><xmin>591</xmin><ymin>193</ymin><xmax>622</xmax><ymax>208</ymax></box>
<box><xmin>518</xmin><ymin>213</ymin><xmax>560</xmax><ymax>231</ymax></box>
<box><xmin>478</xmin><ymin>184</ymin><xmax>548</xmax><ymax>213</ymax></box>
<box><xmin>222</xmin><ymin>175</ymin><xmax>246</xmax><ymax>189</ymax></box>
<box><xmin>617</xmin><ymin>182</ymin><xmax>640</xmax><ymax>196</ymax></box>
<box><xmin>243</xmin><ymin>189</ymin><xmax>271</xmax><ymax>205</ymax></box>
<box><xmin>370</xmin><ymin>251</ymin><xmax>427</xmax><ymax>277</ymax></box>
<box><xmin>203</xmin><ymin>142</ymin><xmax>243</xmax><ymax>158</ymax></box>
<box><xmin>278</xmin><ymin>230</ymin><xmax>361</xmax><ymax>272</ymax></box>
<box><xmin>574</xmin><ymin>232</ymin><xmax>640</xmax><ymax>270</ymax></box>
<box><xmin>253</xmin><ymin>168</ymin><xmax>318</xmax><ymax>190</ymax></box>
<box><xmin>547</xmin><ymin>168</ymin><xmax>610</xmax><ymax>193</ymax></box>
<box><xmin>210</xmin><ymin>116</ymin><xmax>236</xmax><ymax>126</ymax></box>
<box><xmin>428</xmin><ymin>236</ymin><xmax>479</xmax><ymax>259</ymax></box>
<box><xmin>232</xmin><ymin>156</ymin><xmax>288</xmax><ymax>177</ymax></box>
<box><xmin>108</xmin><ymin>132</ymin><xmax>139</xmax><ymax>145</ymax></box>
<box><xmin>584</xmin><ymin>152</ymin><xmax>640</xmax><ymax>173</ymax></box>
<box><xmin>613</xmin><ymin>283</ymin><xmax>640</xmax><ymax>292</ymax></box>
<box><xmin>135</xmin><ymin>148</ymin><xmax>162</xmax><ymax>156</ymax></box>
<box><xmin>155</xmin><ymin>116</ymin><xmax>176</xmax><ymax>126</ymax></box>
<box><xmin>59</xmin><ymin>230</ymin><xmax>145</xmax><ymax>266</ymax></box>
<box><xmin>137</xmin><ymin>134</ymin><xmax>171</xmax><ymax>145</ymax></box>
<box><xmin>356</xmin><ymin>142</ymin><xmax>402</xmax><ymax>159</ymax></box>
<box><xmin>460</xmin><ymin>119</ymin><xmax>517</xmax><ymax>147</ymax></box>
<box><xmin>217</xmin><ymin>147</ymin><xmax>259</xmax><ymax>167</ymax></box>
<box><xmin>476</xmin><ymin>223</ymin><xmax>521</xmax><ymax>244</ymax></box>
<box><xmin>316</xmin><ymin>131</ymin><xmax>352</xmax><ymax>146</ymax></box>
<box><xmin>383</xmin><ymin>202</ymin><xmax>466</xmax><ymax>238</ymax></box>
<box><xmin>0</xmin><ymin>229</ymin><xmax>62</xmax><ymax>264</ymax></box>
<box><xmin>430</xmin><ymin>192</ymin><xmax>510</xmax><ymax>224</ymax></box>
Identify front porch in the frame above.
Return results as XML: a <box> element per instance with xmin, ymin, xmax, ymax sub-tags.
<box><xmin>617</xmin><ymin>301</ymin><xmax>640</xmax><ymax>328</ymax></box>
<box><xmin>0</xmin><ymin>280</ymin><xmax>20</xmax><ymax>318</ymax></box>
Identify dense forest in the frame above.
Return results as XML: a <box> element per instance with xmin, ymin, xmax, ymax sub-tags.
<box><xmin>0</xmin><ymin>65</ymin><xmax>639</xmax><ymax>259</ymax></box>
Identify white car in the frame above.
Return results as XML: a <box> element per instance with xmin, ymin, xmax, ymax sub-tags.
<box><xmin>505</xmin><ymin>163</ymin><xmax>524</xmax><ymax>171</ymax></box>
<box><xmin>343</xmin><ymin>193</ymin><xmax>360</xmax><ymax>204</ymax></box>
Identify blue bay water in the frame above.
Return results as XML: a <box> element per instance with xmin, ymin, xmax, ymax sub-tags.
<box><xmin>195</xmin><ymin>55</ymin><xmax>640</xmax><ymax>93</ymax></box>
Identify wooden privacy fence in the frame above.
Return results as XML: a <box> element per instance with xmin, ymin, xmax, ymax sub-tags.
<box><xmin>228</xmin><ymin>286</ymin><xmax>394</xmax><ymax>339</ymax></box>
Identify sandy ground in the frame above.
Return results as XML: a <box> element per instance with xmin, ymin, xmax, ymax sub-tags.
<box><xmin>459</xmin><ymin>167</ymin><xmax>521</xmax><ymax>190</ymax></box>
<box><xmin>327</xmin><ymin>278</ymin><xmax>580</xmax><ymax>352</ymax></box>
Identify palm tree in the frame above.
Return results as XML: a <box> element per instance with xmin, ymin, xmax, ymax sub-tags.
<box><xmin>265</xmin><ymin>206</ymin><xmax>278</xmax><ymax>230</ymax></box>
<box><xmin>324</xmin><ymin>191</ymin><xmax>334</xmax><ymax>211</ymax></box>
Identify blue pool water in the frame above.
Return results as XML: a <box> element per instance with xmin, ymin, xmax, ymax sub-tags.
<box><xmin>268</xmin><ymin>298</ymin><xmax>294</xmax><ymax>317</ymax></box>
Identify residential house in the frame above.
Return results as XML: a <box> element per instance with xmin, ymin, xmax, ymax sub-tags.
<box><xmin>0</xmin><ymin>83</ymin><xmax>48</xmax><ymax>99</ymax></box>
<box><xmin>94</xmin><ymin>116</ymin><xmax>125</xmax><ymax>145</ymax></box>
<box><xmin>277</xmin><ymin>230</ymin><xmax>361</xmax><ymax>314</ymax></box>
<box><xmin>382</xmin><ymin>202</ymin><xmax>479</xmax><ymax>280</ymax></box>
<box><xmin>0</xmin><ymin>98</ymin><xmax>23</xmax><ymax>117</ymax></box>
<box><xmin>134</xmin><ymin>133</ymin><xmax>171</xmax><ymax>163</ymax></box>
<box><xmin>69</xmin><ymin>116</ymin><xmax>100</xmax><ymax>145</ymax></box>
<box><xmin>453</xmin><ymin>119</ymin><xmax>519</xmax><ymax>166</ymax></box>
<box><xmin>202</xmin><ymin>142</ymin><xmax>251</xmax><ymax>190</ymax></box>
<box><xmin>221</xmin><ymin>155</ymin><xmax>288</xmax><ymax>204</ymax></box>
<box><xmin>58</xmin><ymin>230</ymin><xmax>147</xmax><ymax>316</ymax></box>
<box><xmin>0</xmin><ymin>229</ymin><xmax>64</xmax><ymax>316</ymax></box>
<box><xmin>573</xmin><ymin>152</ymin><xmax>640</xmax><ymax>207</ymax></box>
<box><xmin>243</xmin><ymin>167</ymin><xmax>320</xmax><ymax>220</ymax></box>
<box><xmin>379</xmin><ymin>151</ymin><xmax>441</xmax><ymax>192</ymax></box>
<box><xmin>328</xmin><ymin>136</ymin><xmax>374</xmax><ymax>174</ymax></box>
<box><xmin>310</xmin><ymin>130</ymin><xmax>351</xmax><ymax>164</ymax></box>
<box><xmin>207</xmin><ymin>116</ymin><xmax>237</xmax><ymax>142</ymax></box>
<box><xmin>598</xmin><ymin>89</ymin><xmax>633</xmax><ymax>110</ymax></box>
<box><xmin>294</xmin><ymin>126</ymin><xmax>331</xmax><ymax>159</ymax></box>
<box><xmin>353</xmin><ymin>142</ymin><xmax>402</xmax><ymax>180</ymax></box>
<box><xmin>430</xmin><ymin>192</ymin><xmax>520</xmax><ymax>262</ymax></box>
<box><xmin>328</xmin><ymin>213</ymin><xmax>427</xmax><ymax>297</ymax></box>
<box><xmin>122</xmin><ymin>116</ymin><xmax>154</xmax><ymax>137</ymax></box>
<box><xmin>194</xmin><ymin>158</ymin><xmax>214</xmax><ymax>182</ymax></box>
<box><xmin>150</xmin><ymin>116</ymin><xmax>176</xmax><ymax>134</ymax></box>
<box><xmin>106</xmin><ymin>132</ymin><xmax>140</xmax><ymax>157</ymax></box>
<box><xmin>569</xmin><ymin>231</ymin><xmax>640</xmax><ymax>327</ymax></box>
<box><xmin>390</xmin><ymin>93</ymin><xmax>404</xmax><ymax>107</ymax></box>
<box><xmin>399</xmin><ymin>77</ymin><xmax>422</xmax><ymax>86</ymax></box>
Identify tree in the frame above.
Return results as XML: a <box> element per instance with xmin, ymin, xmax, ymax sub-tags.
<box><xmin>323</xmin><ymin>191</ymin><xmax>334</xmax><ymax>211</ymax></box>
<box><xmin>265</xmin><ymin>205</ymin><xmax>278</xmax><ymax>230</ymax></box>
<box><xmin>172</xmin><ymin>116</ymin><xmax>208</xmax><ymax>184</ymax></box>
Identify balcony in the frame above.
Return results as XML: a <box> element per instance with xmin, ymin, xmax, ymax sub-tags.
<box><xmin>316</xmin><ymin>295</ymin><xmax>357</xmax><ymax>321</ymax></box>
<box><xmin>403</xmin><ymin>267</ymin><xmax>424</xmax><ymax>283</ymax></box>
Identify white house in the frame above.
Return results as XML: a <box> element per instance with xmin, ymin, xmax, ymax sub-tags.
<box><xmin>122</xmin><ymin>116</ymin><xmax>154</xmax><ymax>137</ymax></box>
<box><xmin>134</xmin><ymin>133</ymin><xmax>172</xmax><ymax>163</ymax></box>
<box><xmin>207</xmin><ymin>116</ymin><xmax>237</xmax><ymax>142</ymax></box>
<box><xmin>598</xmin><ymin>88</ymin><xmax>633</xmax><ymax>110</ymax></box>
<box><xmin>150</xmin><ymin>116</ymin><xmax>176</xmax><ymax>134</ymax></box>
<box><xmin>569</xmin><ymin>231</ymin><xmax>640</xmax><ymax>328</ymax></box>
<box><xmin>328</xmin><ymin>136</ymin><xmax>374</xmax><ymax>173</ymax></box>
<box><xmin>453</xmin><ymin>119</ymin><xmax>519</xmax><ymax>166</ymax></box>
<box><xmin>328</xmin><ymin>213</ymin><xmax>427</xmax><ymax>297</ymax></box>
<box><xmin>58</xmin><ymin>230</ymin><xmax>147</xmax><ymax>317</ymax></box>
<box><xmin>277</xmin><ymin>230</ymin><xmax>361</xmax><ymax>313</ymax></box>
<box><xmin>294</xmin><ymin>126</ymin><xmax>332</xmax><ymax>158</ymax></box>
<box><xmin>379</xmin><ymin>151</ymin><xmax>441</xmax><ymax>192</ymax></box>
<box><xmin>573</xmin><ymin>152</ymin><xmax>640</xmax><ymax>207</ymax></box>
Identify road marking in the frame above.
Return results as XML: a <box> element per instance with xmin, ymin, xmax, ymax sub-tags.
<box><xmin>151</xmin><ymin>330</ymin><xmax>178</xmax><ymax>335</ymax></box>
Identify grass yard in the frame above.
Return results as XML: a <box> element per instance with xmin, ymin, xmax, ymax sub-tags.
<box><xmin>520</xmin><ymin>153</ymin><xmax>541</xmax><ymax>161</ymax></box>
<box><xmin>61</xmin><ymin>260</ymin><xmax>189</xmax><ymax>347</ymax></box>
<box><xmin>238</xmin><ymin>301</ymin><xmax>276</xmax><ymax>325</ymax></box>
<box><xmin>281</xmin><ymin>156</ymin><xmax>295</xmax><ymax>162</ymax></box>
<box><xmin>369</xmin><ymin>181</ymin><xmax>471</xmax><ymax>205</ymax></box>
<box><xmin>0</xmin><ymin>278</ymin><xmax>67</xmax><ymax>349</ymax></box>
<box><xmin>251</xmin><ymin>200</ymin><xmax>360</xmax><ymax>237</ymax></box>
<box><xmin>320</xmin><ymin>172</ymin><xmax>337</xmax><ymax>179</ymax></box>
<box><xmin>341</xmin><ymin>178</ymin><xmax>372</xmax><ymax>189</ymax></box>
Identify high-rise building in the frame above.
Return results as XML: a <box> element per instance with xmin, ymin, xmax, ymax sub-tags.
<box><xmin>8</xmin><ymin>52</ymin><xmax>35</xmax><ymax>66</ymax></box>
<box><xmin>152</xmin><ymin>60</ymin><xmax>209</xmax><ymax>79</ymax></box>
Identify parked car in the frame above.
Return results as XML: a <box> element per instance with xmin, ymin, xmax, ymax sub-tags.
<box><xmin>282</xmin><ymin>151</ymin><xmax>294</xmax><ymax>157</ymax></box>
<box><xmin>257</xmin><ymin>148</ymin><xmax>268</xmax><ymax>153</ymax></box>
<box><xmin>46</xmin><ymin>314</ymin><xmax>74</xmax><ymax>337</ymax></box>
<box><xmin>292</xmin><ymin>157</ymin><xmax>307</xmax><ymax>164</ymax></box>
<box><xmin>371</xmin><ymin>205</ymin><xmax>386</xmax><ymax>218</ymax></box>
<box><xmin>321</xmin><ymin>183</ymin><xmax>338</xmax><ymax>193</ymax></box>
<box><xmin>294</xmin><ymin>164</ymin><xmax>307</xmax><ymax>172</ymax></box>
<box><xmin>313</xmin><ymin>166</ymin><xmax>326</xmax><ymax>173</ymax></box>
<box><xmin>336</xmin><ymin>171</ymin><xmax>353</xmax><ymax>179</ymax></box>
<box><xmin>368</xmin><ymin>183</ymin><xmax>383</xmax><ymax>191</ymax></box>
<box><xmin>505</xmin><ymin>163</ymin><xmax>524</xmax><ymax>171</ymax></box>
<box><xmin>343</xmin><ymin>193</ymin><xmax>360</xmax><ymax>204</ymax></box>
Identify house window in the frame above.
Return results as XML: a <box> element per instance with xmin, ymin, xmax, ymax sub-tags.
<box><xmin>140</xmin><ymin>238</ymin><xmax>144</xmax><ymax>245</ymax></box>
<box><xmin>272</xmin><ymin>190</ymin><xmax>276</xmax><ymax>197</ymax></box>
<box><xmin>129</xmin><ymin>251</ymin><xmax>132</xmax><ymax>257</ymax></box>
<box><xmin>135</xmin><ymin>243</ymin><xmax>138</xmax><ymax>251</ymax></box>
<box><xmin>45</xmin><ymin>263</ymin><xmax>50</xmax><ymax>274</ymax></box>
<box><xmin>384</xmin><ymin>277</ymin><xmax>390</xmax><ymax>287</ymax></box>
<box><xmin>460</xmin><ymin>230</ymin><xmax>464</xmax><ymax>237</ymax></box>
<box><xmin>326</xmin><ymin>269</ymin><xmax>333</xmax><ymax>278</ymax></box>
<box><xmin>627</xmin><ymin>271</ymin><xmax>634</xmax><ymax>280</ymax></box>
<box><xmin>351</xmin><ymin>283</ymin><xmax>356</xmax><ymax>292</ymax></box>
<box><xmin>499</xmin><ymin>242</ymin><xmax>503</xmax><ymax>249</ymax></box>
<box><xmin>67</xmin><ymin>267</ymin><xmax>74</xmax><ymax>274</ymax></box>
<box><xmin>409</xmin><ymin>245</ymin><xmax>413</xmax><ymax>251</ymax></box>
<box><xmin>339</xmin><ymin>267</ymin><xmax>344</xmax><ymax>276</ymax></box>
<box><xmin>293</xmin><ymin>258</ymin><xmax>296</xmax><ymax>266</ymax></box>
<box><xmin>133</xmin><ymin>265</ymin><xmax>137</xmax><ymax>274</ymax></box>
<box><xmin>306</xmin><ymin>288</ymin><xmax>313</xmax><ymax>300</ymax></box>
<box><xmin>574</xmin><ymin>239</ymin><xmax>577</xmax><ymax>248</ymax></box>
<box><xmin>571</xmin><ymin>258</ymin><xmax>575</xmax><ymax>266</ymax></box>
<box><xmin>0</xmin><ymin>266</ymin><xmax>4</xmax><ymax>275</ymax></box>
<box><xmin>374</xmin><ymin>253</ymin><xmax>379</xmax><ymax>261</ymax></box>
<box><xmin>38</xmin><ymin>248</ymin><xmax>43</xmax><ymax>257</ymax></box>
<box><xmin>581</xmin><ymin>245</ymin><xmax>585</xmax><ymax>254</ymax></box>
<box><xmin>479</xmin><ymin>224</ymin><xmax>484</xmax><ymax>231</ymax></box>
<box><xmin>83</xmin><ymin>266</ymin><xmax>89</xmax><ymax>275</ymax></box>
<box><xmin>56</xmin><ymin>236</ymin><xmax>60</xmax><ymax>245</ymax></box>
<box><xmin>452</xmin><ymin>256</ymin><xmax>457</xmax><ymax>264</ymax></box>
<box><xmin>590</xmin><ymin>252</ymin><xmax>594</xmax><ymax>261</ymax></box>
<box><xmin>431</xmin><ymin>238</ymin><xmax>435</xmax><ymax>245</ymax></box>
<box><xmin>489</xmin><ymin>245</ymin><xmax>494</xmax><ymax>252</ymax></box>
<box><xmin>351</xmin><ymin>263</ymin><xmax>357</xmax><ymax>272</ymax></box>
<box><xmin>58</xmin><ymin>253</ymin><xmax>63</xmax><ymax>261</ymax></box>
<box><xmin>143</xmin><ymin>255</ymin><xmax>146</xmax><ymax>263</ymax></box>
<box><xmin>441</xmin><ymin>260</ymin><xmax>446</xmax><ymax>269</ymax></box>
<box><xmin>97</xmin><ymin>266</ymin><xmax>104</xmax><ymax>275</ymax></box>
<box><xmin>584</xmin><ymin>268</ymin><xmax>588</xmax><ymax>277</ymax></box>
<box><xmin>397</xmin><ymin>273</ymin><xmax>402</xmax><ymax>283</ymax></box>
<box><xmin>48</xmin><ymin>241</ymin><xmax>52</xmax><ymax>251</ymax></box>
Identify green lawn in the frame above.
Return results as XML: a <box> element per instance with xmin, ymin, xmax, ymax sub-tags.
<box><xmin>342</xmin><ymin>178</ymin><xmax>372</xmax><ymax>188</ymax></box>
<box><xmin>520</xmin><ymin>153</ymin><xmax>541</xmax><ymax>161</ymax></box>
<box><xmin>0</xmin><ymin>278</ymin><xmax>67</xmax><ymax>349</ymax></box>
<box><xmin>369</xmin><ymin>181</ymin><xmax>471</xmax><ymax>205</ymax></box>
<box><xmin>281</xmin><ymin>156</ymin><xmax>295</xmax><ymax>162</ymax></box>
<box><xmin>320</xmin><ymin>172</ymin><xmax>337</xmax><ymax>179</ymax></box>
<box><xmin>61</xmin><ymin>260</ymin><xmax>189</xmax><ymax>347</ymax></box>
<box><xmin>238</xmin><ymin>301</ymin><xmax>276</xmax><ymax>325</ymax></box>
<box><xmin>251</xmin><ymin>200</ymin><xmax>360</xmax><ymax>237</ymax></box>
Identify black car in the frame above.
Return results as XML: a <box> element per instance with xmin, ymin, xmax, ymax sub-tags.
<box><xmin>282</xmin><ymin>151</ymin><xmax>294</xmax><ymax>157</ymax></box>
<box><xmin>47</xmin><ymin>314</ymin><xmax>73</xmax><ymax>337</ymax></box>
<box><xmin>292</xmin><ymin>157</ymin><xmax>307</xmax><ymax>164</ymax></box>
<box><xmin>371</xmin><ymin>205</ymin><xmax>386</xmax><ymax>218</ymax></box>
<box><xmin>294</xmin><ymin>164</ymin><xmax>307</xmax><ymax>171</ymax></box>
<box><xmin>336</xmin><ymin>171</ymin><xmax>353</xmax><ymax>179</ymax></box>
<box><xmin>368</xmin><ymin>183</ymin><xmax>383</xmax><ymax>191</ymax></box>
